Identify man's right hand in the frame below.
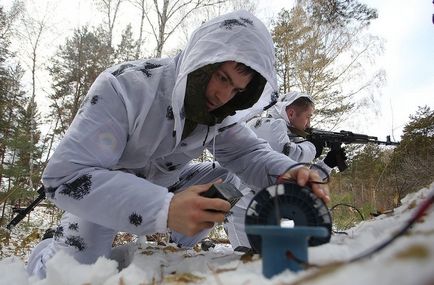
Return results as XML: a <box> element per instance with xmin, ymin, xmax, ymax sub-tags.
<box><xmin>167</xmin><ymin>180</ymin><xmax>231</xmax><ymax>237</ymax></box>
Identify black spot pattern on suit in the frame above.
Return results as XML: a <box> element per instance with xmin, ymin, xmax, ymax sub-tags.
<box><xmin>59</xmin><ymin>174</ymin><xmax>92</xmax><ymax>200</ymax></box>
<box><xmin>282</xmin><ymin>142</ymin><xmax>291</xmax><ymax>156</ymax></box>
<box><xmin>129</xmin><ymin>213</ymin><xmax>143</xmax><ymax>226</ymax></box>
<box><xmin>77</xmin><ymin>94</ymin><xmax>100</xmax><ymax>115</ymax></box>
<box><xmin>54</xmin><ymin>225</ymin><xmax>64</xmax><ymax>240</ymax></box>
<box><xmin>69</xmin><ymin>222</ymin><xmax>79</xmax><ymax>231</ymax></box>
<box><xmin>220</xmin><ymin>17</ymin><xmax>253</xmax><ymax>30</ymax></box>
<box><xmin>112</xmin><ymin>63</ymin><xmax>135</xmax><ymax>77</ymax></box>
<box><xmin>253</xmin><ymin>119</ymin><xmax>262</xmax><ymax>129</ymax></box>
<box><xmin>139</xmin><ymin>62</ymin><xmax>162</xmax><ymax>78</ymax></box>
<box><xmin>65</xmin><ymin>235</ymin><xmax>86</xmax><ymax>251</ymax></box>
<box><xmin>166</xmin><ymin>106</ymin><xmax>174</xmax><ymax>120</ymax></box>
<box><xmin>90</xmin><ymin>95</ymin><xmax>99</xmax><ymax>105</ymax></box>
<box><xmin>45</xmin><ymin>186</ymin><xmax>57</xmax><ymax>199</ymax></box>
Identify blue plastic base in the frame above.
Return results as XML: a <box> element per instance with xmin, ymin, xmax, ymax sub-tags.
<box><xmin>245</xmin><ymin>225</ymin><xmax>328</xmax><ymax>278</ymax></box>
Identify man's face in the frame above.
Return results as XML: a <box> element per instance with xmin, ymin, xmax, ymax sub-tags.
<box><xmin>286</xmin><ymin>105</ymin><xmax>314</xmax><ymax>130</ymax></box>
<box><xmin>205</xmin><ymin>61</ymin><xmax>253</xmax><ymax>111</ymax></box>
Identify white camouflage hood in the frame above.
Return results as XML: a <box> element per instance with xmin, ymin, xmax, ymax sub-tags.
<box><xmin>171</xmin><ymin>10</ymin><xmax>278</xmax><ymax>143</ymax></box>
<box><xmin>269</xmin><ymin>91</ymin><xmax>313</xmax><ymax>126</ymax></box>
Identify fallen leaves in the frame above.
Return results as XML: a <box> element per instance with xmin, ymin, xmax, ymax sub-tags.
<box><xmin>164</xmin><ymin>272</ymin><xmax>204</xmax><ymax>283</ymax></box>
<box><xmin>394</xmin><ymin>244</ymin><xmax>429</xmax><ymax>260</ymax></box>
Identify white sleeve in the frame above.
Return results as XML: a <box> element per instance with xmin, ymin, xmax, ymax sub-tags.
<box><xmin>42</xmin><ymin>72</ymin><xmax>172</xmax><ymax>235</ymax></box>
<box><xmin>249</xmin><ymin>118</ymin><xmax>317</xmax><ymax>163</ymax></box>
<box><xmin>213</xmin><ymin>124</ymin><xmax>296</xmax><ymax>189</ymax></box>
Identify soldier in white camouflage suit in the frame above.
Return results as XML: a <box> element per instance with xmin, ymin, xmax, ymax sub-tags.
<box><xmin>226</xmin><ymin>91</ymin><xmax>343</xmax><ymax>252</ymax></box>
<box><xmin>27</xmin><ymin>10</ymin><xmax>329</xmax><ymax>278</ymax></box>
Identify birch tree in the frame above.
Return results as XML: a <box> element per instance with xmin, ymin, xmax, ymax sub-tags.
<box><xmin>138</xmin><ymin>0</ymin><xmax>226</xmax><ymax>57</ymax></box>
<box><xmin>94</xmin><ymin>0</ymin><xmax>124</xmax><ymax>48</ymax></box>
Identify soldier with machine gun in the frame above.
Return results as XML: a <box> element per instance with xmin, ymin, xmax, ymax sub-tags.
<box><xmin>226</xmin><ymin>90</ymin><xmax>399</xmax><ymax>252</ymax></box>
<box><xmin>226</xmin><ymin>91</ymin><xmax>339</xmax><ymax>252</ymax></box>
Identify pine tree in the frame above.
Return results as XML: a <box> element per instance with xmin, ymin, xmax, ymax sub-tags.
<box><xmin>0</xmin><ymin>5</ymin><xmax>27</xmax><ymax>198</ymax></box>
<box><xmin>47</xmin><ymin>26</ymin><xmax>114</xmax><ymax>137</ymax></box>
<box><xmin>114</xmin><ymin>24</ymin><xmax>139</xmax><ymax>63</ymax></box>
<box><xmin>1</xmin><ymin>4</ymin><xmax>46</xmax><ymax>223</ymax></box>
<box><xmin>4</xmin><ymin>98</ymin><xmax>43</xmax><ymax>203</ymax></box>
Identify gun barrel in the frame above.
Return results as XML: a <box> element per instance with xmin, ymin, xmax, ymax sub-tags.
<box><xmin>306</xmin><ymin>128</ymin><xmax>399</xmax><ymax>146</ymax></box>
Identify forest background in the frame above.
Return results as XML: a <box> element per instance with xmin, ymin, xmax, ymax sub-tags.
<box><xmin>0</xmin><ymin>0</ymin><xmax>433</xmax><ymax>257</ymax></box>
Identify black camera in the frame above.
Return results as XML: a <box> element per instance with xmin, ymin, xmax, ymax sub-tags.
<box><xmin>200</xmin><ymin>182</ymin><xmax>242</xmax><ymax>208</ymax></box>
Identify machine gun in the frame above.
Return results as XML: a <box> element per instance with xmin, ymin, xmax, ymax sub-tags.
<box><xmin>293</xmin><ymin>127</ymin><xmax>400</xmax><ymax>171</ymax></box>
<box><xmin>6</xmin><ymin>186</ymin><xmax>46</xmax><ymax>230</ymax></box>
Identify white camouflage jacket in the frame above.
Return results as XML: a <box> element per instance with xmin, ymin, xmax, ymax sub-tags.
<box><xmin>42</xmin><ymin>10</ymin><xmax>295</xmax><ymax>236</ymax></box>
<box><xmin>247</xmin><ymin>91</ymin><xmax>332</xmax><ymax>175</ymax></box>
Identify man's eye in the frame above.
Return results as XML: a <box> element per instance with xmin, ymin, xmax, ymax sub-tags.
<box><xmin>217</xmin><ymin>73</ymin><xmax>228</xmax><ymax>82</ymax></box>
<box><xmin>236</xmin><ymin>88</ymin><xmax>246</xmax><ymax>93</ymax></box>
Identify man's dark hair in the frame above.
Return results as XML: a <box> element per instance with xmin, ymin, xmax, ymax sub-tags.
<box><xmin>287</xmin><ymin>97</ymin><xmax>314</xmax><ymax>113</ymax></box>
<box><xmin>235</xmin><ymin>62</ymin><xmax>257</xmax><ymax>76</ymax></box>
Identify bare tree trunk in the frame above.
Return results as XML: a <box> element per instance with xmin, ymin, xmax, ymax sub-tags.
<box><xmin>136</xmin><ymin>0</ymin><xmax>146</xmax><ymax>58</ymax></box>
<box><xmin>95</xmin><ymin>0</ymin><xmax>124</xmax><ymax>48</ymax></box>
<box><xmin>128</xmin><ymin>0</ymin><xmax>148</xmax><ymax>58</ymax></box>
<box><xmin>44</xmin><ymin>117</ymin><xmax>60</xmax><ymax>164</ymax></box>
<box><xmin>25</xmin><ymin>15</ymin><xmax>46</xmax><ymax>190</ymax></box>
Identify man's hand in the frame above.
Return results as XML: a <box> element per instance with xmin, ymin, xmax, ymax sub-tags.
<box><xmin>324</xmin><ymin>146</ymin><xmax>347</xmax><ymax>170</ymax></box>
<box><xmin>277</xmin><ymin>167</ymin><xmax>330</xmax><ymax>204</ymax></box>
<box><xmin>167</xmin><ymin>180</ymin><xmax>231</xmax><ymax>237</ymax></box>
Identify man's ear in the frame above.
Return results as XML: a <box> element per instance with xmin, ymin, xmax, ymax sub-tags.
<box><xmin>286</xmin><ymin>107</ymin><xmax>295</xmax><ymax>119</ymax></box>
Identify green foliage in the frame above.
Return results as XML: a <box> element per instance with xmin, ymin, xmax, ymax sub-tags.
<box><xmin>387</xmin><ymin>106</ymin><xmax>434</xmax><ymax>200</ymax></box>
<box><xmin>329</xmin><ymin>189</ymin><xmax>371</xmax><ymax>230</ymax></box>
<box><xmin>47</xmin><ymin>25</ymin><xmax>114</xmax><ymax>136</ymax></box>
<box><xmin>114</xmin><ymin>24</ymin><xmax>140</xmax><ymax>64</ymax></box>
<box><xmin>307</xmin><ymin>0</ymin><xmax>377</xmax><ymax>28</ymax></box>
<box><xmin>1</xmin><ymin>4</ymin><xmax>44</xmax><ymax>220</ymax></box>
<box><xmin>328</xmin><ymin>106</ymin><xmax>433</xmax><ymax>220</ymax></box>
<box><xmin>329</xmin><ymin>143</ymin><xmax>397</xmax><ymax>214</ymax></box>
<box><xmin>46</xmin><ymin>23</ymin><xmax>140</xmax><ymax>138</ymax></box>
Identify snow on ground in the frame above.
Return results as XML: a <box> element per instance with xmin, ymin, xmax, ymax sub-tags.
<box><xmin>0</xmin><ymin>205</ymin><xmax>59</xmax><ymax>261</ymax></box>
<box><xmin>1</xmin><ymin>182</ymin><xmax>434</xmax><ymax>285</ymax></box>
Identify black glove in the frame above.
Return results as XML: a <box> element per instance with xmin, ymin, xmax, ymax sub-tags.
<box><xmin>324</xmin><ymin>146</ymin><xmax>347</xmax><ymax>170</ymax></box>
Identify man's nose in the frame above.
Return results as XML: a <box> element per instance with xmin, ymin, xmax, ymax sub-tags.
<box><xmin>218</xmin><ymin>87</ymin><xmax>236</xmax><ymax>104</ymax></box>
